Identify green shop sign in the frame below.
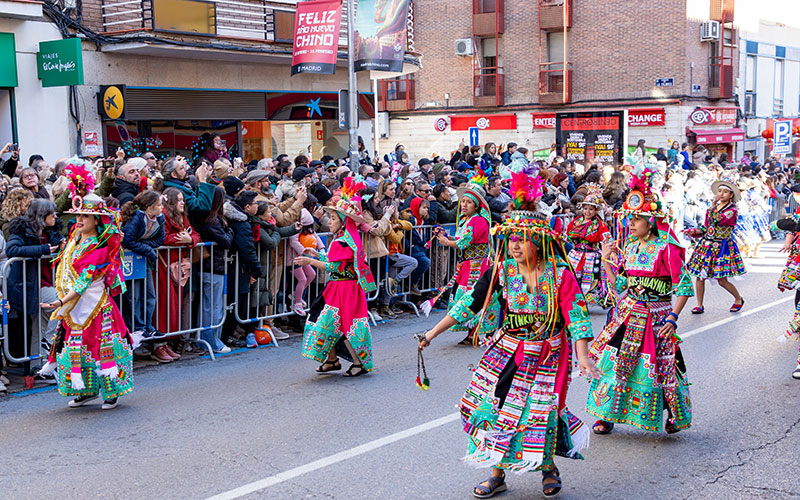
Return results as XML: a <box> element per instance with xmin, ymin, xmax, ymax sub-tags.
<box><xmin>37</xmin><ymin>38</ymin><xmax>83</xmax><ymax>87</ymax></box>
<box><xmin>0</xmin><ymin>33</ymin><xmax>18</xmax><ymax>87</ymax></box>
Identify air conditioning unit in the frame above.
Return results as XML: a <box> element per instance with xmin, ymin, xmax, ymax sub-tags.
<box><xmin>744</xmin><ymin>92</ymin><xmax>755</xmax><ymax>117</ymax></box>
<box><xmin>454</xmin><ymin>38</ymin><xmax>474</xmax><ymax>56</ymax></box>
<box><xmin>700</xmin><ymin>21</ymin><xmax>720</xmax><ymax>41</ymax></box>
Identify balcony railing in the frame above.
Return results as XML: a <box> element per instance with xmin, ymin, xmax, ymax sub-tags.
<box><xmin>473</xmin><ymin>67</ymin><xmax>504</xmax><ymax>107</ymax></box>
<box><xmin>539</xmin><ymin>62</ymin><xmax>572</xmax><ymax>105</ymax></box>
<box><xmin>539</xmin><ymin>0</ymin><xmax>571</xmax><ymax>32</ymax></box>
<box><xmin>709</xmin><ymin>56</ymin><xmax>733</xmax><ymax>99</ymax></box>
<box><xmin>472</xmin><ymin>0</ymin><xmax>504</xmax><ymax>36</ymax></box>
<box><xmin>99</xmin><ymin>0</ymin><xmax>347</xmax><ymax>44</ymax></box>
<box><xmin>379</xmin><ymin>75</ymin><xmax>415</xmax><ymax>112</ymax></box>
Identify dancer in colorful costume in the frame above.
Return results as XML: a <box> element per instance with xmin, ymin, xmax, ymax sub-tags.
<box><xmin>771</xmin><ymin>213</ymin><xmax>800</xmax><ymax>379</ymax></box>
<box><xmin>685</xmin><ymin>178</ymin><xmax>745</xmax><ymax>314</ymax></box>
<box><xmin>587</xmin><ymin>156</ymin><xmax>694</xmax><ymax>435</ymax></box>
<box><xmin>419</xmin><ymin>171</ymin><xmax>599</xmax><ymax>498</ymax></box>
<box><xmin>37</xmin><ymin>161</ymin><xmax>132</xmax><ymax>410</ymax></box>
<box><xmin>420</xmin><ymin>169</ymin><xmax>501</xmax><ymax>344</ymax></box>
<box><xmin>296</xmin><ymin>176</ymin><xmax>377</xmax><ymax>377</ymax></box>
<box><xmin>565</xmin><ymin>183</ymin><xmax>610</xmax><ymax>307</ymax></box>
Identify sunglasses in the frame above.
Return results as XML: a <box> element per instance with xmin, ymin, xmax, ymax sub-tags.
<box><xmin>419</xmin><ymin>188</ymin><xmax>431</xmax><ymax>193</ymax></box>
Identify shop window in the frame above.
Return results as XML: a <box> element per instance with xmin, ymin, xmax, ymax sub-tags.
<box><xmin>241</xmin><ymin>120</ymin><xmax>349</xmax><ymax>163</ymax></box>
<box><xmin>0</xmin><ymin>89</ymin><xmax>14</xmax><ymax>146</ymax></box>
<box><xmin>103</xmin><ymin>120</ymin><xmax>239</xmax><ymax>160</ymax></box>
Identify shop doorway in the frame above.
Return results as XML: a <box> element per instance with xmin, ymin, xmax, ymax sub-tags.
<box><xmin>241</xmin><ymin>120</ymin><xmax>349</xmax><ymax>164</ymax></box>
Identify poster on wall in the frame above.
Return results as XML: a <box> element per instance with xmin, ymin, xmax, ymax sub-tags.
<box><xmin>555</xmin><ymin>111</ymin><xmax>626</xmax><ymax>165</ymax></box>
<box><xmin>291</xmin><ymin>0</ymin><xmax>343</xmax><ymax>75</ymax></box>
<box><xmin>353</xmin><ymin>0</ymin><xmax>410</xmax><ymax>72</ymax></box>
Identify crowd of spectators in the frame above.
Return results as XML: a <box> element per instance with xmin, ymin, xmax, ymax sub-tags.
<box><xmin>0</xmin><ymin>133</ymin><xmax>794</xmax><ymax>391</ymax></box>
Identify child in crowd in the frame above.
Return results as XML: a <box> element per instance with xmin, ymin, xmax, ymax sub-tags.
<box><xmin>288</xmin><ymin>208</ymin><xmax>324</xmax><ymax>316</ymax></box>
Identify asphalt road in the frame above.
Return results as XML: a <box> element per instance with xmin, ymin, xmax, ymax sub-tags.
<box><xmin>1</xmin><ymin>241</ymin><xmax>799</xmax><ymax>500</ymax></box>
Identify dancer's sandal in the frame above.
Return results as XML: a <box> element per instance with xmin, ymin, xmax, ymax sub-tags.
<box><xmin>315</xmin><ymin>360</ymin><xmax>341</xmax><ymax>373</ymax></box>
<box><xmin>665</xmin><ymin>419</ymin><xmax>681</xmax><ymax>434</ymax></box>
<box><xmin>458</xmin><ymin>335</ymin><xmax>474</xmax><ymax>346</ymax></box>
<box><xmin>792</xmin><ymin>365</ymin><xmax>800</xmax><ymax>380</ymax></box>
<box><xmin>343</xmin><ymin>363</ymin><xmax>367</xmax><ymax>377</ymax></box>
<box><xmin>730</xmin><ymin>298</ymin><xmax>744</xmax><ymax>312</ymax></box>
<box><xmin>473</xmin><ymin>473</ymin><xmax>506</xmax><ymax>499</ymax></box>
<box><xmin>690</xmin><ymin>306</ymin><xmax>704</xmax><ymax>314</ymax></box>
<box><xmin>592</xmin><ymin>420</ymin><xmax>614</xmax><ymax>435</ymax></box>
<box><xmin>542</xmin><ymin>468</ymin><xmax>562</xmax><ymax>498</ymax></box>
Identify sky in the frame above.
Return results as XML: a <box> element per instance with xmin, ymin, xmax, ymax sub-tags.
<box><xmin>688</xmin><ymin>0</ymin><xmax>800</xmax><ymax>32</ymax></box>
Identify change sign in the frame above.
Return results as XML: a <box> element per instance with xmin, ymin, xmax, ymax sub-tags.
<box><xmin>291</xmin><ymin>0</ymin><xmax>343</xmax><ymax>75</ymax></box>
<box><xmin>37</xmin><ymin>38</ymin><xmax>83</xmax><ymax>87</ymax></box>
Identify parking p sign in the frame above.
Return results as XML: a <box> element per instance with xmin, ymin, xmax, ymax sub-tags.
<box><xmin>774</xmin><ymin>120</ymin><xmax>792</xmax><ymax>155</ymax></box>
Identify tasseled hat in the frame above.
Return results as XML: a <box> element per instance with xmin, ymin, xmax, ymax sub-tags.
<box><xmin>491</xmin><ymin>169</ymin><xmax>563</xmax><ymax>243</ymax></box>
<box><xmin>456</xmin><ymin>164</ymin><xmax>490</xmax><ymax>212</ymax></box>
<box><xmin>579</xmin><ymin>183</ymin><xmax>605</xmax><ymax>208</ymax></box>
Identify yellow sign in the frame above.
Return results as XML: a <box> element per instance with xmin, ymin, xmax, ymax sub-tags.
<box><xmin>102</xmin><ymin>86</ymin><xmax>124</xmax><ymax>120</ymax></box>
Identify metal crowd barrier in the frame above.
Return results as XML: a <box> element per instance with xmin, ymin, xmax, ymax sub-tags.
<box><xmin>117</xmin><ymin>241</ymin><xmax>225</xmax><ymax>360</ymax></box>
<box><xmin>1</xmin><ymin>254</ymin><xmax>56</xmax><ymax>373</ymax></box>
<box><xmin>1</xmin><ymin>221</ymin><xmax>469</xmax><ymax>373</ymax></box>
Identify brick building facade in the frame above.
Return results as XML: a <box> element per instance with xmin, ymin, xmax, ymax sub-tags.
<box><xmin>378</xmin><ymin>0</ymin><xmax>743</xmax><ymax>162</ymax></box>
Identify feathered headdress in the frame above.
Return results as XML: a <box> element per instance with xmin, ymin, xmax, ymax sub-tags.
<box><xmin>619</xmin><ymin>155</ymin><xmax>665</xmax><ymax>217</ymax></box>
<box><xmin>326</xmin><ymin>175</ymin><xmax>367</xmax><ymax>224</ymax></box>
<box><xmin>63</xmin><ymin>158</ymin><xmax>96</xmax><ymax>197</ymax></box>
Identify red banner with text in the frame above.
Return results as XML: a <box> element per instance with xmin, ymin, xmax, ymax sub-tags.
<box><xmin>291</xmin><ymin>0</ymin><xmax>342</xmax><ymax>76</ymax></box>
<box><xmin>450</xmin><ymin>114</ymin><xmax>517</xmax><ymax>131</ymax></box>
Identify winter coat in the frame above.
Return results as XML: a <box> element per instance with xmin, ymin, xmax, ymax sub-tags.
<box><xmin>112</xmin><ymin>178</ymin><xmax>141</xmax><ymax>206</ymax></box>
<box><xmin>400</xmin><ymin>195</ymin><xmax>439</xmax><ymax>224</ymax></box>
<box><xmin>6</xmin><ymin>217</ymin><xmax>64</xmax><ymax>316</ymax></box>
<box><xmin>195</xmin><ymin>214</ymin><xmax>233</xmax><ymax>275</ymax></box>
<box><xmin>163</xmin><ymin>178</ymin><xmax>216</xmax><ymax>214</ymax></box>
<box><xmin>359</xmin><ymin>210</ymin><xmax>391</xmax><ymax>259</ymax></box>
<box><xmin>224</xmin><ymin>201</ymin><xmax>263</xmax><ymax>294</ymax></box>
<box><xmin>121</xmin><ymin>211</ymin><xmax>165</xmax><ymax>265</ymax></box>
<box><xmin>288</xmin><ymin>209</ymin><xmax>326</xmax><ymax>264</ymax></box>
<box><xmin>436</xmin><ymin>200</ymin><xmax>458</xmax><ymax>224</ymax></box>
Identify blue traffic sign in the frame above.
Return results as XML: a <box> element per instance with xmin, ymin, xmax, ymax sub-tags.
<box><xmin>774</xmin><ymin>119</ymin><xmax>792</xmax><ymax>155</ymax></box>
<box><xmin>469</xmin><ymin>127</ymin><xmax>479</xmax><ymax>147</ymax></box>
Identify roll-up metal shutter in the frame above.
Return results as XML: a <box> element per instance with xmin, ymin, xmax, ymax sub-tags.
<box><xmin>126</xmin><ymin>89</ymin><xmax>267</xmax><ymax>120</ymax></box>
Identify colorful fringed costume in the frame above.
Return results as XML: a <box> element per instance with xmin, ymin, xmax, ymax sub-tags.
<box><xmin>686</xmin><ymin>201</ymin><xmax>746</xmax><ymax>279</ymax></box>
<box><xmin>566</xmin><ymin>190</ymin><xmax>610</xmax><ymax>306</ymax></box>
<box><xmin>452</xmin><ymin>258</ymin><xmax>593</xmax><ymax>472</ymax></box>
<box><xmin>447</xmin><ymin>172</ymin><xmax>594</xmax><ymax>473</ymax></box>
<box><xmin>443</xmin><ymin>174</ymin><xmax>501</xmax><ymax>336</ymax></box>
<box><xmin>302</xmin><ymin>177</ymin><xmax>378</xmax><ymax>371</ymax></box>
<box><xmin>772</xmin><ymin>216</ymin><xmax>800</xmax><ymax>368</ymax></box>
<box><xmin>39</xmin><ymin>165</ymin><xmax>133</xmax><ymax>402</ymax></box>
<box><xmin>585</xmin><ymin>156</ymin><xmax>694</xmax><ymax>432</ymax></box>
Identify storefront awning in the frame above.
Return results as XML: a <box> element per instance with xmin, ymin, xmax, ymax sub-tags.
<box><xmin>690</xmin><ymin>128</ymin><xmax>745</xmax><ymax>144</ymax></box>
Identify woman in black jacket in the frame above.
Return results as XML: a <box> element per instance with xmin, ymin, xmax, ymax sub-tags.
<box><xmin>196</xmin><ymin>187</ymin><xmax>234</xmax><ymax>353</ymax></box>
<box><xmin>120</xmin><ymin>190</ymin><xmax>165</xmax><ymax>337</ymax></box>
<box><xmin>222</xmin><ymin>190</ymin><xmax>264</xmax><ymax>347</ymax></box>
<box><xmin>5</xmin><ymin>199</ymin><xmax>63</xmax><ymax>375</ymax></box>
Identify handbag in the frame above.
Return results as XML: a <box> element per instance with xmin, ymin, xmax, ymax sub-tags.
<box><xmin>159</xmin><ymin>253</ymin><xmax>191</xmax><ymax>287</ymax></box>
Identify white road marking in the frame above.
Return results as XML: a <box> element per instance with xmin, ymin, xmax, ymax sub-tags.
<box><xmin>206</xmin><ymin>413</ymin><xmax>460</xmax><ymax>500</ymax></box>
<box><xmin>206</xmin><ymin>296</ymin><xmax>794</xmax><ymax>499</ymax></box>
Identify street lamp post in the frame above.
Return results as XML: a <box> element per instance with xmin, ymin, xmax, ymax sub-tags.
<box><xmin>346</xmin><ymin>0</ymin><xmax>359</xmax><ymax>172</ymax></box>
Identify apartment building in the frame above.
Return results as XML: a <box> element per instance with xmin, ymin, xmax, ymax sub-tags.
<box><xmin>377</xmin><ymin>0</ymin><xmax>743</xmax><ymax>161</ymax></box>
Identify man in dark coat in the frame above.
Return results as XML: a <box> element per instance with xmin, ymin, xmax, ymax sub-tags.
<box><xmin>112</xmin><ymin>163</ymin><xmax>143</xmax><ymax>206</ymax></box>
<box><xmin>222</xmin><ymin>190</ymin><xmax>264</xmax><ymax>347</ymax></box>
